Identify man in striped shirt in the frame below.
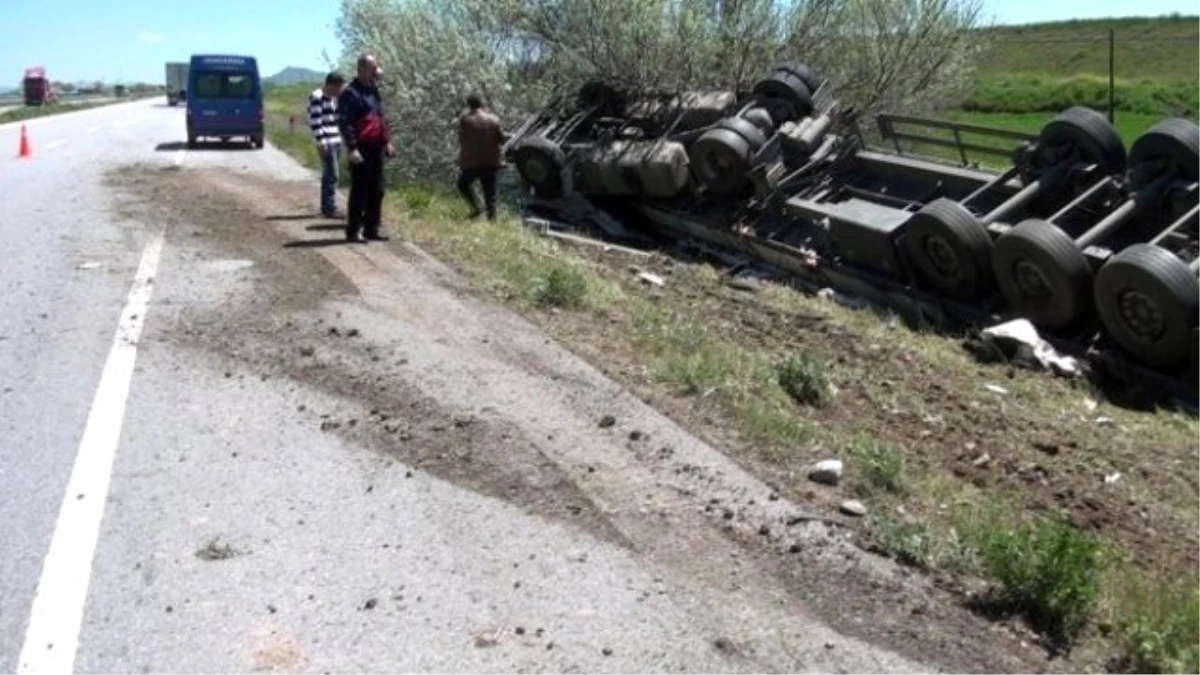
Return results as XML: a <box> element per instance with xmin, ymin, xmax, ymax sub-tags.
<box><xmin>309</xmin><ymin>72</ymin><xmax>346</xmax><ymax>218</ymax></box>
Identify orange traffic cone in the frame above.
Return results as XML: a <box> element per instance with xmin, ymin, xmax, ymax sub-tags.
<box><xmin>18</xmin><ymin>124</ymin><xmax>32</xmax><ymax>159</ymax></box>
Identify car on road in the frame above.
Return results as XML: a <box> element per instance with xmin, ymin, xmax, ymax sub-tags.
<box><xmin>185</xmin><ymin>54</ymin><xmax>264</xmax><ymax>149</ymax></box>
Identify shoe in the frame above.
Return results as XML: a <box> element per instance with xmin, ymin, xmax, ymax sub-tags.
<box><xmin>322</xmin><ymin>210</ymin><xmax>346</xmax><ymax>219</ymax></box>
<box><xmin>467</xmin><ymin>210</ymin><xmax>482</xmax><ymax>221</ymax></box>
<box><xmin>364</xmin><ymin>232</ymin><xmax>390</xmax><ymax>242</ymax></box>
<box><xmin>346</xmin><ymin>232</ymin><xmax>366</xmax><ymax>243</ymax></box>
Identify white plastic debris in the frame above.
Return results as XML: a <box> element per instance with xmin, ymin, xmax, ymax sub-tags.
<box><xmin>808</xmin><ymin>459</ymin><xmax>843</xmax><ymax>486</ymax></box>
<box><xmin>979</xmin><ymin>318</ymin><xmax>1080</xmax><ymax>377</ymax></box>
<box><xmin>76</xmin><ymin>262</ymin><xmax>102</xmax><ymax>270</ymax></box>
<box><xmin>1104</xmin><ymin>472</ymin><xmax>1122</xmax><ymax>485</ymax></box>
<box><xmin>815</xmin><ymin>287</ymin><xmax>868</xmax><ymax>309</ymax></box>
<box><xmin>839</xmin><ymin>500</ymin><xmax>867</xmax><ymax>517</ymax></box>
<box><xmin>636</xmin><ymin>271</ymin><xmax>665</xmax><ymax>287</ymax></box>
<box><xmin>984</xmin><ymin>383</ymin><xmax>1009</xmax><ymax>395</ymax></box>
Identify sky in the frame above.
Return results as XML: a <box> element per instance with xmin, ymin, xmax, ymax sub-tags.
<box><xmin>1</xmin><ymin>0</ymin><xmax>1196</xmax><ymax>86</ymax></box>
<box><xmin>3</xmin><ymin>0</ymin><xmax>341</xmax><ymax>86</ymax></box>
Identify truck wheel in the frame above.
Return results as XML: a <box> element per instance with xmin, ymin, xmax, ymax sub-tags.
<box><xmin>991</xmin><ymin>219</ymin><xmax>1092</xmax><ymax>331</ymax></box>
<box><xmin>689</xmin><ymin>117</ymin><xmax>768</xmax><ymax>196</ymax></box>
<box><xmin>513</xmin><ymin>136</ymin><xmax>568</xmax><ymax>199</ymax></box>
<box><xmin>1127</xmin><ymin>117</ymin><xmax>1199</xmax><ymax>191</ymax></box>
<box><xmin>770</xmin><ymin>61</ymin><xmax>821</xmax><ymax>93</ymax></box>
<box><xmin>187</xmin><ymin>135</ymin><xmax>198</xmax><ymax>149</ymax></box>
<box><xmin>251</xmin><ymin>135</ymin><xmax>264</xmax><ymax>149</ymax></box>
<box><xmin>752</xmin><ymin>70</ymin><xmax>813</xmax><ymax>121</ymax></box>
<box><xmin>902</xmin><ymin>199</ymin><xmax>993</xmax><ymax>299</ymax></box>
<box><xmin>1029</xmin><ymin>106</ymin><xmax>1126</xmax><ymax>179</ymax></box>
<box><xmin>1093</xmin><ymin>243</ymin><xmax>1198</xmax><ymax>371</ymax></box>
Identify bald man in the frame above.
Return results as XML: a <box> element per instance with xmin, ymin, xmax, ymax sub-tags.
<box><xmin>337</xmin><ymin>54</ymin><xmax>396</xmax><ymax>243</ymax></box>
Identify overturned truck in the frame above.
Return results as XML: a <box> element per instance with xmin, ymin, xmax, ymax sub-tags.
<box><xmin>504</xmin><ymin>62</ymin><xmax>1200</xmax><ymax>399</ymax></box>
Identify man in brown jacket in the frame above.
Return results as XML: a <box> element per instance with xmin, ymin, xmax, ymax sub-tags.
<box><xmin>456</xmin><ymin>93</ymin><xmax>506</xmax><ymax>221</ymax></box>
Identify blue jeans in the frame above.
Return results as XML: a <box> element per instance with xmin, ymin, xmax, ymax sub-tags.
<box><xmin>320</xmin><ymin>144</ymin><xmax>341</xmax><ymax>215</ymax></box>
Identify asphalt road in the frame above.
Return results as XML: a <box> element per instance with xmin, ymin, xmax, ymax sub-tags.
<box><xmin>0</xmin><ymin>99</ymin><xmax>928</xmax><ymax>673</ymax></box>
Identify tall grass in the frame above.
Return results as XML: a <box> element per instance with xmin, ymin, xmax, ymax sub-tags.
<box><xmin>964</xmin><ymin>74</ymin><xmax>1199</xmax><ymax>117</ymax></box>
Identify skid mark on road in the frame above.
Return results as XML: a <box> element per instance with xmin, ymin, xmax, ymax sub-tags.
<box><xmin>17</xmin><ymin>230</ymin><xmax>166</xmax><ymax>675</ymax></box>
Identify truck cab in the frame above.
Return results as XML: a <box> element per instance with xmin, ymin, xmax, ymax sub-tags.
<box><xmin>23</xmin><ymin>67</ymin><xmax>52</xmax><ymax>106</ymax></box>
<box><xmin>185</xmin><ymin>54</ymin><xmax>264</xmax><ymax>149</ymax></box>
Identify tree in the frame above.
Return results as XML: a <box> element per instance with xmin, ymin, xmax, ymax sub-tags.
<box><xmin>334</xmin><ymin>0</ymin><xmax>985</xmax><ymax>184</ymax></box>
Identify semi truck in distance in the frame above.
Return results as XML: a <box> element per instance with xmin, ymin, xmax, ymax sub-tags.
<box><xmin>23</xmin><ymin>67</ymin><xmax>54</xmax><ymax>106</ymax></box>
<box><xmin>165</xmin><ymin>62</ymin><xmax>188</xmax><ymax>106</ymax></box>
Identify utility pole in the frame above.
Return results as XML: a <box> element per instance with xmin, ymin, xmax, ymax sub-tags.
<box><xmin>1107</xmin><ymin>29</ymin><xmax>1115</xmax><ymax>124</ymax></box>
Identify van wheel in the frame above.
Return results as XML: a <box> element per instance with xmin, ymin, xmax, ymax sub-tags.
<box><xmin>187</xmin><ymin>135</ymin><xmax>198</xmax><ymax>149</ymax></box>
<box><xmin>251</xmin><ymin>135</ymin><xmax>264</xmax><ymax>149</ymax></box>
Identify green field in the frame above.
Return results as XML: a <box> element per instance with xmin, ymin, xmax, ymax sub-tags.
<box><xmin>946</xmin><ymin>110</ymin><xmax>1171</xmax><ymax>145</ymax></box>
<box><xmin>945</xmin><ymin>15</ymin><xmax>1198</xmax><ymax>153</ymax></box>
<box><xmin>974</xmin><ymin>15</ymin><xmax>1199</xmax><ymax>79</ymax></box>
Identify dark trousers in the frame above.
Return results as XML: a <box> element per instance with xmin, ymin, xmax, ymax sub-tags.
<box><xmin>457</xmin><ymin>166</ymin><xmax>498</xmax><ymax>219</ymax></box>
<box><xmin>347</xmin><ymin>145</ymin><xmax>386</xmax><ymax>237</ymax></box>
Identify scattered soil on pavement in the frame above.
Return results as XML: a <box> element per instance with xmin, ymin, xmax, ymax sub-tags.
<box><xmin>104</xmin><ymin>164</ymin><xmax>1197</xmax><ymax>673</ymax></box>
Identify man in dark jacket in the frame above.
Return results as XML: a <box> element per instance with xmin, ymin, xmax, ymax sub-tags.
<box><xmin>456</xmin><ymin>93</ymin><xmax>506</xmax><ymax>221</ymax></box>
<box><xmin>337</xmin><ymin>54</ymin><xmax>396</xmax><ymax>243</ymax></box>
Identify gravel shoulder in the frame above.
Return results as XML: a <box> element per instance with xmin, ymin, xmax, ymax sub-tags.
<box><xmin>98</xmin><ymin>164</ymin><xmax>966</xmax><ymax>673</ymax></box>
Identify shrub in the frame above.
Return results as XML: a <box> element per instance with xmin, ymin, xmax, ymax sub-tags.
<box><xmin>1117</xmin><ymin>578</ymin><xmax>1200</xmax><ymax>674</ymax></box>
<box><xmin>975</xmin><ymin>517</ymin><xmax>1107</xmax><ymax>646</ymax></box>
<box><xmin>528</xmin><ymin>264</ymin><xmax>588</xmax><ymax>309</ymax></box>
<box><xmin>776</xmin><ymin>352</ymin><xmax>830</xmax><ymax>407</ymax></box>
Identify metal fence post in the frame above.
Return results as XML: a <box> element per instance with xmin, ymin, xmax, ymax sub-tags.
<box><xmin>1108</xmin><ymin>29</ymin><xmax>1115</xmax><ymax>125</ymax></box>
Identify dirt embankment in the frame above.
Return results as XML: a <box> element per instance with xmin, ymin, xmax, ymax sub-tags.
<box><xmin>108</xmin><ymin>164</ymin><xmax>1197</xmax><ymax>673</ymax></box>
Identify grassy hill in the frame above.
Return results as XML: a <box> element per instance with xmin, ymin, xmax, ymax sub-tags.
<box><xmin>265</xmin><ymin>66</ymin><xmax>325</xmax><ymax>87</ymax></box>
<box><xmin>974</xmin><ymin>15</ymin><xmax>1199</xmax><ymax>79</ymax></box>
<box><xmin>943</xmin><ymin>15</ymin><xmax>1198</xmax><ymax>146</ymax></box>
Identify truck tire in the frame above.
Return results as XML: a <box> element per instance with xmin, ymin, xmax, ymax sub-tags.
<box><xmin>1093</xmin><ymin>243</ymin><xmax>1199</xmax><ymax>371</ymax></box>
<box><xmin>1030</xmin><ymin>106</ymin><xmax>1127</xmax><ymax>179</ymax></box>
<box><xmin>1127</xmin><ymin>117</ymin><xmax>1199</xmax><ymax>191</ymax></box>
<box><xmin>513</xmin><ymin>136</ymin><xmax>568</xmax><ymax>199</ymax></box>
<box><xmin>251</xmin><ymin>135</ymin><xmax>265</xmax><ymax>149</ymax></box>
<box><xmin>689</xmin><ymin>117</ymin><xmax>768</xmax><ymax>196</ymax></box>
<box><xmin>902</xmin><ymin>199</ymin><xmax>994</xmax><ymax>299</ymax></box>
<box><xmin>752</xmin><ymin>70</ymin><xmax>813</xmax><ymax>121</ymax></box>
<box><xmin>770</xmin><ymin>61</ymin><xmax>821</xmax><ymax>93</ymax></box>
<box><xmin>991</xmin><ymin>219</ymin><xmax>1092</xmax><ymax>331</ymax></box>
<box><xmin>187</xmin><ymin>135</ymin><xmax>198</xmax><ymax>149</ymax></box>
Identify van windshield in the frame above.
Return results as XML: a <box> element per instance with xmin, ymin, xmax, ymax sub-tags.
<box><xmin>192</xmin><ymin>71</ymin><xmax>255</xmax><ymax>98</ymax></box>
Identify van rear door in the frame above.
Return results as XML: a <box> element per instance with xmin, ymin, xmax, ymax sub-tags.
<box><xmin>189</xmin><ymin>70</ymin><xmax>260</xmax><ymax>133</ymax></box>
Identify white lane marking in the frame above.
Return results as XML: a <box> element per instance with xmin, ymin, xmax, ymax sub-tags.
<box><xmin>87</xmin><ymin>125</ymin><xmax>103</xmax><ymax>134</ymax></box>
<box><xmin>17</xmin><ymin>230</ymin><xmax>166</xmax><ymax>675</ymax></box>
<box><xmin>173</xmin><ymin>148</ymin><xmax>187</xmax><ymax>167</ymax></box>
<box><xmin>45</xmin><ymin>139</ymin><xmax>67</xmax><ymax>150</ymax></box>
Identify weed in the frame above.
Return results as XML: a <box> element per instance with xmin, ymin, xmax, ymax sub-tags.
<box><xmin>974</xmin><ymin>516</ymin><xmax>1107</xmax><ymax>646</ymax></box>
<box><xmin>1113</xmin><ymin>576</ymin><xmax>1200</xmax><ymax>674</ymax></box>
<box><xmin>848</xmin><ymin>434</ymin><xmax>907</xmax><ymax>497</ymax></box>
<box><xmin>734</xmin><ymin>398</ymin><xmax>815</xmax><ymax>447</ymax></box>
<box><xmin>776</xmin><ymin>353</ymin><xmax>830</xmax><ymax>407</ymax></box>
<box><xmin>402</xmin><ymin>187</ymin><xmax>436</xmax><ymax>215</ymax></box>
<box><xmin>867</xmin><ymin>515</ymin><xmax>933</xmax><ymax>569</ymax></box>
<box><xmin>659</xmin><ymin>350</ymin><xmax>731</xmax><ymax>395</ymax></box>
<box><xmin>528</xmin><ymin>265</ymin><xmax>588</xmax><ymax>309</ymax></box>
